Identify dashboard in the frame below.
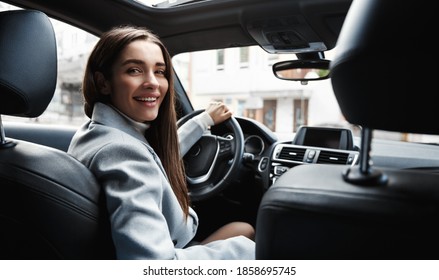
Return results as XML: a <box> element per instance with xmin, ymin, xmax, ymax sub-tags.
<box><xmin>214</xmin><ymin>118</ymin><xmax>360</xmax><ymax>190</ymax></box>
<box><xmin>269</xmin><ymin>126</ymin><xmax>359</xmax><ymax>185</ymax></box>
<box><xmin>220</xmin><ymin>117</ymin><xmax>439</xmax><ymax>192</ymax></box>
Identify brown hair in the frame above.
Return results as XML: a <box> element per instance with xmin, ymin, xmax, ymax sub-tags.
<box><xmin>82</xmin><ymin>25</ymin><xmax>189</xmax><ymax>217</ymax></box>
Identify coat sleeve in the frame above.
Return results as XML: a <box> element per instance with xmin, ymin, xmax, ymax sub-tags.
<box><xmin>178</xmin><ymin>112</ymin><xmax>214</xmax><ymax>157</ymax></box>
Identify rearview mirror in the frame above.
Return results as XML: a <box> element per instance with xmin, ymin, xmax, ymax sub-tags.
<box><xmin>273</xmin><ymin>59</ymin><xmax>330</xmax><ymax>81</ymax></box>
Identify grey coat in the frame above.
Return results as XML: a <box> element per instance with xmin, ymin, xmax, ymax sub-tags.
<box><xmin>68</xmin><ymin>102</ymin><xmax>255</xmax><ymax>259</ymax></box>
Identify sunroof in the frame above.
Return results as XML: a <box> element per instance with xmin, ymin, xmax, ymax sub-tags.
<box><xmin>133</xmin><ymin>0</ymin><xmax>207</xmax><ymax>8</ymax></box>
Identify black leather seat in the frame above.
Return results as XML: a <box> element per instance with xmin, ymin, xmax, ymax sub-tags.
<box><xmin>0</xmin><ymin>10</ymin><xmax>115</xmax><ymax>259</ymax></box>
<box><xmin>255</xmin><ymin>0</ymin><xmax>439</xmax><ymax>259</ymax></box>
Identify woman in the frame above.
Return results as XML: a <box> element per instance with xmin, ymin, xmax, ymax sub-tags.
<box><xmin>67</xmin><ymin>25</ymin><xmax>255</xmax><ymax>259</ymax></box>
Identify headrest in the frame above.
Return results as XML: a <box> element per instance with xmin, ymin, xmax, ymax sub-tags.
<box><xmin>330</xmin><ymin>0</ymin><xmax>436</xmax><ymax>135</ymax></box>
<box><xmin>0</xmin><ymin>10</ymin><xmax>57</xmax><ymax>118</ymax></box>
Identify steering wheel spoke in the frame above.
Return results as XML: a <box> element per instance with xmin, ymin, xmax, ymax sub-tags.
<box><xmin>217</xmin><ymin>136</ymin><xmax>235</xmax><ymax>158</ymax></box>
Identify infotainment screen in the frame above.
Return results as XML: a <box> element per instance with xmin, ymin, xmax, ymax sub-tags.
<box><xmin>303</xmin><ymin>128</ymin><xmax>341</xmax><ymax>149</ymax></box>
<box><xmin>292</xmin><ymin>126</ymin><xmax>354</xmax><ymax>150</ymax></box>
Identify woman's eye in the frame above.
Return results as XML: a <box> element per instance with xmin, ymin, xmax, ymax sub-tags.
<box><xmin>128</xmin><ymin>68</ymin><xmax>142</xmax><ymax>74</ymax></box>
<box><xmin>156</xmin><ymin>69</ymin><xmax>166</xmax><ymax>76</ymax></box>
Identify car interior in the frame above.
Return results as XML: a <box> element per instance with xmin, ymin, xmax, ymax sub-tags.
<box><xmin>0</xmin><ymin>0</ymin><xmax>438</xmax><ymax>260</ymax></box>
<box><xmin>256</xmin><ymin>0</ymin><xmax>439</xmax><ymax>259</ymax></box>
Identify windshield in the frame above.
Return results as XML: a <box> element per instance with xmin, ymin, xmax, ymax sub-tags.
<box><xmin>172</xmin><ymin>47</ymin><xmax>348</xmax><ymax>142</ymax></box>
<box><xmin>172</xmin><ymin>47</ymin><xmax>439</xmax><ymax>144</ymax></box>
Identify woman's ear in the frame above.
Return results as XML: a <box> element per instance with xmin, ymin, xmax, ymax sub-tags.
<box><xmin>94</xmin><ymin>72</ymin><xmax>111</xmax><ymax>95</ymax></box>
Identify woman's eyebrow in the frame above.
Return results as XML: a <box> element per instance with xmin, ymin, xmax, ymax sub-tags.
<box><xmin>122</xmin><ymin>59</ymin><xmax>166</xmax><ymax>67</ymax></box>
<box><xmin>122</xmin><ymin>58</ymin><xmax>144</xmax><ymax>66</ymax></box>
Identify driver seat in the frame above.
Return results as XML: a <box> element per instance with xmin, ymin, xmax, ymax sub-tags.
<box><xmin>0</xmin><ymin>10</ymin><xmax>115</xmax><ymax>259</ymax></box>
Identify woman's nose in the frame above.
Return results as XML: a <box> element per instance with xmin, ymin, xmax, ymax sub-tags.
<box><xmin>142</xmin><ymin>71</ymin><xmax>159</xmax><ymax>88</ymax></box>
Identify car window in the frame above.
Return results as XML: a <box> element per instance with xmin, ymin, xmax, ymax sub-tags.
<box><xmin>173</xmin><ymin>47</ymin><xmax>346</xmax><ymax>142</ymax></box>
<box><xmin>173</xmin><ymin>48</ymin><xmax>439</xmax><ymax>144</ymax></box>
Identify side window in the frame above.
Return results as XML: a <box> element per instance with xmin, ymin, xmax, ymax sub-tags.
<box><xmin>1</xmin><ymin>2</ymin><xmax>98</xmax><ymax>127</ymax></box>
<box><xmin>50</xmin><ymin>19</ymin><xmax>98</xmax><ymax>126</ymax></box>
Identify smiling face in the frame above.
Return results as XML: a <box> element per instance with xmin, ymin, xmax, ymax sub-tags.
<box><xmin>97</xmin><ymin>39</ymin><xmax>169</xmax><ymax>123</ymax></box>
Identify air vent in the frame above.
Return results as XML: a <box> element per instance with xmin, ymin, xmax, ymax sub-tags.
<box><xmin>278</xmin><ymin>146</ymin><xmax>306</xmax><ymax>162</ymax></box>
<box><xmin>317</xmin><ymin>150</ymin><xmax>349</xmax><ymax>165</ymax></box>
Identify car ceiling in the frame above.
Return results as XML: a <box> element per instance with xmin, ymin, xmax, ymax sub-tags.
<box><xmin>5</xmin><ymin>0</ymin><xmax>351</xmax><ymax>56</ymax></box>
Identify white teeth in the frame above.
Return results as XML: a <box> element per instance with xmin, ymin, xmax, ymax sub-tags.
<box><xmin>135</xmin><ymin>97</ymin><xmax>157</xmax><ymax>102</ymax></box>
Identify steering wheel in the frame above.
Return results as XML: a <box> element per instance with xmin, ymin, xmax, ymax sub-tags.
<box><xmin>177</xmin><ymin>109</ymin><xmax>244</xmax><ymax>202</ymax></box>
